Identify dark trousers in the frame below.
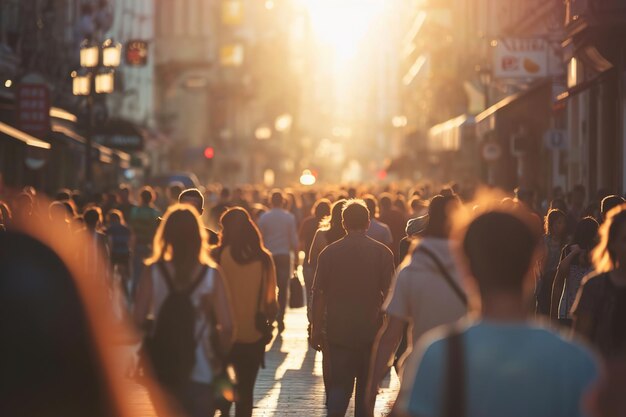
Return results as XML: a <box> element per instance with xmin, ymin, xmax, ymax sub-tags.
<box><xmin>273</xmin><ymin>254</ymin><xmax>291</xmax><ymax>324</ymax></box>
<box><xmin>302</xmin><ymin>264</ymin><xmax>314</xmax><ymax>320</ymax></box>
<box><xmin>324</xmin><ymin>344</ymin><xmax>372</xmax><ymax>417</ymax></box>
<box><xmin>221</xmin><ymin>340</ymin><xmax>265</xmax><ymax>417</ymax></box>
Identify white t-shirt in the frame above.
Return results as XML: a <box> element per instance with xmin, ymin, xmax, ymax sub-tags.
<box><xmin>150</xmin><ymin>265</ymin><xmax>217</xmax><ymax>384</ymax></box>
<box><xmin>384</xmin><ymin>238</ymin><xmax>467</xmax><ymax>355</ymax></box>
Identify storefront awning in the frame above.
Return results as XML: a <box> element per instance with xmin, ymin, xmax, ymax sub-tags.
<box><xmin>93</xmin><ymin>118</ymin><xmax>145</xmax><ymax>152</ymax></box>
<box><xmin>0</xmin><ymin>121</ymin><xmax>50</xmax><ymax>149</ymax></box>
<box><xmin>475</xmin><ymin>79</ymin><xmax>552</xmax><ymax>138</ymax></box>
<box><xmin>428</xmin><ymin>114</ymin><xmax>475</xmax><ymax>152</ymax></box>
<box><xmin>51</xmin><ymin>123</ymin><xmax>130</xmax><ymax>165</ymax></box>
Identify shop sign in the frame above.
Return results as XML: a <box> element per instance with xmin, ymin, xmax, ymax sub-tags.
<box><xmin>493</xmin><ymin>38</ymin><xmax>548</xmax><ymax>79</ymax></box>
<box><xmin>93</xmin><ymin>134</ymin><xmax>143</xmax><ymax>151</ymax></box>
<box><xmin>543</xmin><ymin>129</ymin><xmax>568</xmax><ymax>150</ymax></box>
<box><xmin>16</xmin><ymin>82</ymin><xmax>50</xmax><ymax>138</ymax></box>
<box><xmin>125</xmin><ymin>40</ymin><xmax>148</xmax><ymax>66</ymax></box>
<box><xmin>482</xmin><ymin>141</ymin><xmax>502</xmax><ymax>161</ymax></box>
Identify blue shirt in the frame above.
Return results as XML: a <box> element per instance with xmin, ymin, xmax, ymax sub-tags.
<box><xmin>399</xmin><ymin>321</ymin><xmax>599</xmax><ymax>417</ymax></box>
<box><xmin>257</xmin><ymin>208</ymin><xmax>298</xmax><ymax>256</ymax></box>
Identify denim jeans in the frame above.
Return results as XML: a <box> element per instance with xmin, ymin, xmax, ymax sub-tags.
<box><xmin>324</xmin><ymin>344</ymin><xmax>372</xmax><ymax>417</ymax></box>
<box><xmin>220</xmin><ymin>339</ymin><xmax>265</xmax><ymax>417</ymax></box>
<box><xmin>272</xmin><ymin>254</ymin><xmax>291</xmax><ymax>325</ymax></box>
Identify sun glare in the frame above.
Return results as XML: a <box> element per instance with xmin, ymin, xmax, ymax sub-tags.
<box><xmin>298</xmin><ymin>0</ymin><xmax>385</xmax><ymax>60</ymax></box>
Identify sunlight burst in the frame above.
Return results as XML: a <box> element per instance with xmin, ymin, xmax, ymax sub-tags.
<box><xmin>297</xmin><ymin>0</ymin><xmax>385</xmax><ymax>60</ymax></box>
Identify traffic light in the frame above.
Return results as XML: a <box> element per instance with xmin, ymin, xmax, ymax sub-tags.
<box><xmin>204</xmin><ymin>146</ymin><xmax>215</xmax><ymax>159</ymax></box>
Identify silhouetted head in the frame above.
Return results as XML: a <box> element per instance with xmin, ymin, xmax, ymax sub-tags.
<box><xmin>342</xmin><ymin>199</ymin><xmax>370</xmax><ymax>232</ymax></box>
<box><xmin>139</xmin><ymin>186</ymin><xmax>155</xmax><ymax>205</ymax></box>
<box><xmin>312</xmin><ymin>198</ymin><xmax>331</xmax><ymax>221</ymax></box>
<box><xmin>572</xmin><ymin>217</ymin><xmax>599</xmax><ymax>250</ymax></box>
<box><xmin>593</xmin><ymin>205</ymin><xmax>626</xmax><ymax>272</ymax></box>
<box><xmin>179</xmin><ymin>188</ymin><xmax>204</xmax><ymax>214</ymax></box>
<box><xmin>147</xmin><ymin>204</ymin><xmax>210</xmax><ymax>287</ymax></box>
<box><xmin>362</xmin><ymin>194</ymin><xmax>379</xmax><ymax>219</ymax></box>
<box><xmin>83</xmin><ymin>207</ymin><xmax>102</xmax><ymax>230</ymax></box>
<box><xmin>462</xmin><ymin>211</ymin><xmax>540</xmax><ymax>294</ymax></box>
<box><xmin>544</xmin><ymin>208</ymin><xmax>567</xmax><ymax>237</ymax></box>
<box><xmin>0</xmin><ymin>232</ymin><xmax>122</xmax><ymax>417</ymax></box>
<box><xmin>270</xmin><ymin>190</ymin><xmax>284</xmax><ymax>208</ymax></box>
<box><xmin>601</xmin><ymin>195</ymin><xmax>625</xmax><ymax>221</ymax></box>
<box><xmin>218</xmin><ymin>207</ymin><xmax>270</xmax><ymax>266</ymax></box>
<box><xmin>423</xmin><ymin>194</ymin><xmax>461</xmax><ymax>238</ymax></box>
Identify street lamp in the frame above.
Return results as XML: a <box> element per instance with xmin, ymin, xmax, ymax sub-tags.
<box><xmin>102</xmin><ymin>39</ymin><xmax>122</xmax><ymax>67</ymax></box>
<box><xmin>72</xmin><ymin>38</ymin><xmax>121</xmax><ymax>192</ymax></box>
<box><xmin>477</xmin><ymin>65</ymin><xmax>492</xmax><ymax>109</ymax></box>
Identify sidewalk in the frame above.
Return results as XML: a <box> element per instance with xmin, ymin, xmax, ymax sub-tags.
<box><xmin>126</xmin><ymin>306</ymin><xmax>399</xmax><ymax>416</ymax></box>
<box><xmin>252</xmin><ymin>306</ymin><xmax>399</xmax><ymax>417</ymax></box>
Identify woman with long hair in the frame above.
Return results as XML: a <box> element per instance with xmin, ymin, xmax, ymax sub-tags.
<box><xmin>212</xmin><ymin>207</ymin><xmax>278</xmax><ymax>417</ymax></box>
<box><xmin>536</xmin><ymin>209</ymin><xmax>568</xmax><ymax>315</ymax></box>
<box><xmin>134</xmin><ymin>204</ymin><xmax>234</xmax><ymax>417</ymax></box>
<box><xmin>307</xmin><ymin>199</ymin><xmax>347</xmax><ymax>272</ymax></box>
<box><xmin>573</xmin><ymin>205</ymin><xmax>626</xmax><ymax>357</ymax></box>
<box><xmin>551</xmin><ymin>216</ymin><xmax>599</xmax><ymax>324</ymax></box>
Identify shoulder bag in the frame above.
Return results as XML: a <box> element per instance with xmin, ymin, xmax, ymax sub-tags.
<box><xmin>420</xmin><ymin>245</ymin><xmax>468</xmax><ymax>307</ymax></box>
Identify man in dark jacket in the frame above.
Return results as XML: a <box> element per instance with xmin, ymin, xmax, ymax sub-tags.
<box><xmin>311</xmin><ymin>199</ymin><xmax>395</xmax><ymax>417</ymax></box>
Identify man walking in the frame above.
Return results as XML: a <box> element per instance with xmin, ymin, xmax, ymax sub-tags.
<box><xmin>393</xmin><ymin>208</ymin><xmax>598</xmax><ymax>417</ymax></box>
<box><xmin>310</xmin><ymin>200</ymin><xmax>395</xmax><ymax>417</ymax></box>
<box><xmin>258</xmin><ymin>190</ymin><xmax>299</xmax><ymax>332</ymax></box>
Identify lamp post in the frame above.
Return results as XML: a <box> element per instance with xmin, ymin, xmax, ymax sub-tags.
<box><xmin>477</xmin><ymin>66</ymin><xmax>492</xmax><ymax>109</ymax></box>
<box><xmin>72</xmin><ymin>38</ymin><xmax>121</xmax><ymax>192</ymax></box>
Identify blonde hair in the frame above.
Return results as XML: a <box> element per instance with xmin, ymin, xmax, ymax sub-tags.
<box><xmin>145</xmin><ymin>204</ymin><xmax>213</xmax><ymax>286</ymax></box>
<box><xmin>592</xmin><ymin>204</ymin><xmax>626</xmax><ymax>273</ymax></box>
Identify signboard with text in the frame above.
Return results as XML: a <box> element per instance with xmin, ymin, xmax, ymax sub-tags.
<box><xmin>493</xmin><ymin>38</ymin><xmax>548</xmax><ymax>79</ymax></box>
<box><xmin>16</xmin><ymin>83</ymin><xmax>50</xmax><ymax>138</ymax></box>
<box><xmin>125</xmin><ymin>40</ymin><xmax>148</xmax><ymax>66</ymax></box>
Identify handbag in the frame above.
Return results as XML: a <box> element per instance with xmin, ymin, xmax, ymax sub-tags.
<box><xmin>289</xmin><ymin>271</ymin><xmax>305</xmax><ymax>309</ymax></box>
<box><xmin>255</xmin><ymin>265</ymin><xmax>274</xmax><ymax>345</ymax></box>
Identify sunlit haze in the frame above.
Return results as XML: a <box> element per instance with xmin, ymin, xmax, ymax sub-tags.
<box><xmin>298</xmin><ymin>0</ymin><xmax>385</xmax><ymax>61</ymax></box>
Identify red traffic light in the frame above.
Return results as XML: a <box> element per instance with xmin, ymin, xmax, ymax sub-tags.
<box><xmin>204</xmin><ymin>146</ymin><xmax>215</xmax><ymax>159</ymax></box>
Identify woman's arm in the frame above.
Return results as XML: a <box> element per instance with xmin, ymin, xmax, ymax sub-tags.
<box><xmin>307</xmin><ymin>229</ymin><xmax>326</xmax><ymax>269</ymax></box>
<box><xmin>210</xmin><ymin>267</ymin><xmax>235</xmax><ymax>355</ymax></box>
<box><xmin>550</xmin><ymin>246</ymin><xmax>581</xmax><ymax>319</ymax></box>
<box><xmin>264</xmin><ymin>257</ymin><xmax>279</xmax><ymax>320</ymax></box>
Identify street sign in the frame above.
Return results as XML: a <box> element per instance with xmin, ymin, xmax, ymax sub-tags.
<box><xmin>16</xmin><ymin>81</ymin><xmax>50</xmax><ymax>138</ymax></box>
<box><xmin>482</xmin><ymin>141</ymin><xmax>502</xmax><ymax>161</ymax></box>
<box><xmin>125</xmin><ymin>40</ymin><xmax>148</xmax><ymax>66</ymax></box>
<box><xmin>544</xmin><ymin>129</ymin><xmax>568</xmax><ymax>150</ymax></box>
<box><xmin>493</xmin><ymin>38</ymin><xmax>548</xmax><ymax>79</ymax></box>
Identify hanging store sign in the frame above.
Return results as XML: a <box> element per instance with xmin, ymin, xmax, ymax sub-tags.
<box><xmin>493</xmin><ymin>38</ymin><xmax>548</xmax><ymax>79</ymax></box>
<box><xmin>16</xmin><ymin>81</ymin><xmax>51</xmax><ymax>138</ymax></box>
<box><xmin>544</xmin><ymin>129</ymin><xmax>569</xmax><ymax>150</ymax></box>
<box><xmin>125</xmin><ymin>40</ymin><xmax>149</xmax><ymax>66</ymax></box>
<box><xmin>93</xmin><ymin>119</ymin><xmax>144</xmax><ymax>152</ymax></box>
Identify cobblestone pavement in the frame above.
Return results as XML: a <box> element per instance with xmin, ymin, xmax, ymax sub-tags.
<box><xmin>125</xmin><ymin>306</ymin><xmax>399</xmax><ymax>417</ymax></box>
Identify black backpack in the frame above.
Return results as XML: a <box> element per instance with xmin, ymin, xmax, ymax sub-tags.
<box><xmin>142</xmin><ymin>263</ymin><xmax>208</xmax><ymax>386</ymax></box>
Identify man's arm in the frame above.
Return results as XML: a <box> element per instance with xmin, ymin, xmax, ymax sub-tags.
<box><xmin>310</xmin><ymin>249</ymin><xmax>329</xmax><ymax>350</ymax></box>
<box><xmin>289</xmin><ymin>214</ymin><xmax>299</xmax><ymax>254</ymax></box>
<box><xmin>365</xmin><ymin>314</ymin><xmax>407</xmax><ymax>414</ymax></box>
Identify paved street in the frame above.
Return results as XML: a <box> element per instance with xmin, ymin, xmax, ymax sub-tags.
<box><xmin>125</xmin><ymin>306</ymin><xmax>399</xmax><ymax>417</ymax></box>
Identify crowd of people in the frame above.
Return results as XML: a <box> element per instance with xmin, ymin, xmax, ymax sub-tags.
<box><xmin>1</xmin><ymin>180</ymin><xmax>626</xmax><ymax>417</ymax></box>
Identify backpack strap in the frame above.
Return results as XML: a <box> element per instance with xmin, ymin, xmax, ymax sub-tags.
<box><xmin>420</xmin><ymin>245</ymin><xmax>468</xmax><ymax>306</ymax></box>
<box><xmin>156</xmin><ymin>262</ymin><xmax>209</xmax><ymax>294</ymax></box>
<box><xmin>444</xmin><ymin>326</ymin><xmax>465</xmax><ymax>417</ymax></box>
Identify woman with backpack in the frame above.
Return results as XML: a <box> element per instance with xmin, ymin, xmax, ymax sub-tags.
<box><xmin>212</xmin><ymin>207</ymin><xmax>278</xmax><ymax>417</ymax></box>
<box><xmin>134</xmin><ymin>204</ymin><xmax>235</xmax><ymax>417</ymax></box>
